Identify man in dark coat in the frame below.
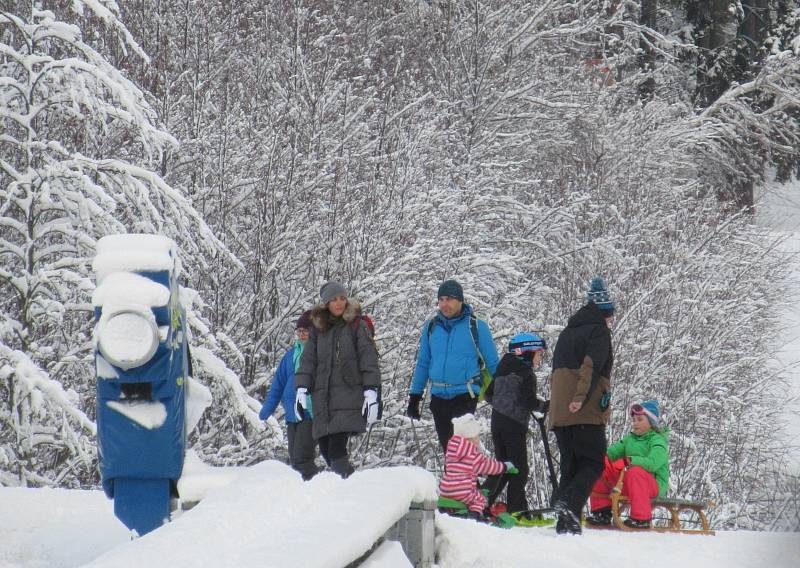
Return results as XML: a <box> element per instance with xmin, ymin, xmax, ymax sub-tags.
<box><xmin>549</xmin><ymin>276</ymin><xmax>615</xmax><ymax>534</ymax></box>
<box><xmin>295</xmin><ymin>281</ymin><xmax>381</xmax><ymax>478</ymax></box>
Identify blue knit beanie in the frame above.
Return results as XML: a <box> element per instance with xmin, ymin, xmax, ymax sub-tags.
<box><xmin>631</xmin><ymin>399</ymin><xmax>661</xmax><ymax>428</ymax></box>
<box><xmin>437</xmin><ymin>279</ymin><xmax>464</xmax><ymax>302</ymax></box>
<box><xmin>587</xmin><ymin>276</ymin><xmax>614</xmax><ymax>314</ymax></box>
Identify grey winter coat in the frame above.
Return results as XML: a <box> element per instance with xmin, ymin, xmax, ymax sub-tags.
<box><xmin>295</xmin><ymin>300</ymin><xmax>380</xmax><ymax>440</ymax></box>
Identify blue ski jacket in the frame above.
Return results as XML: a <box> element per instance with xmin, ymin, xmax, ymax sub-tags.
<box><xmin>259</xmin><ymin>345</ymin><xmax>301</xmax><ymax>423</ymax></box>
<box><xmin>410</xmin><ymin>304</ymin><xmax>499</xmax><ymax>400</ymax></box>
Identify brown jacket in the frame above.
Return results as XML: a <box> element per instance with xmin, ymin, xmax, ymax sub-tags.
<box><xmin>548</xmin><ymin>303</ymin><xmax>613</xmax><ymax>428</ymax></box>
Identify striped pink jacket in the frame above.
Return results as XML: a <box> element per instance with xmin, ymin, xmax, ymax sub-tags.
<box><xmin>439</xmin><ymin>435</ymin><xmax>505</xmax><ymax>498</ymax></box>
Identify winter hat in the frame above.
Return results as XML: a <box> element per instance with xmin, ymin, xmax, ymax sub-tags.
<box><xmin>586</xmin><ymin>276</ymin><xmax>615</xmax><ymax>315</ymax></box>
<box><xmin>437</xmin><ymin>279</ymin><xmax>464</xmax><ymax>302</ymax></box>
<box><xmin>508</xmin><ymin>332</ymin><xmax>547</xmax><ymax>354</ymax></box>
<box><xmin>452</xmin><ymin>413</ymin><xmax>481</xmax><ymax>439</ymax></box>
<box><xmin>631</xmin><ymin>400</ymin><xmax>661</xmax><ymax>428</ymax></box>
<box><xmin>295</xmin><ymin>310</ymin><xmax>312</xmax><ymax>330</ymax></box>
<box><xmin>320</xmin><ymin>281</ymin><xmax>348</xmax><ymax>304</ymax></box>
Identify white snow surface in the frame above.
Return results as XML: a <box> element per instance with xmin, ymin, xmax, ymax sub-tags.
<box><xmin>756</xmin><ymin>175</ymin><xmax>800</xmax><ymax>468</ymax></box>
<box><xmin>1</xmin><ymin>461</ymin><xmax>797</xmax><ymax>568</ymax></box>
<box><xmin>105</xmin><ymin>400</ymin><xmax>167</xmax><ymax>430</ymax></box>
<box><xmin>93</xmin><ymin>234</ymin><xmax>179</xmax><ymax>283</ymax></box>
<box><xmin>92</xmin><ymin>272</ymin><xmax>170</xmax><ymax>308</ymax></box>
<box><xmin>184</xmin><ymin>377</ymin><xmax>212</xmax><ymax>437</ymax></box>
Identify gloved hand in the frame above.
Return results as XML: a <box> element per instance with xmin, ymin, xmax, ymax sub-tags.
<box><xmin>623</xmin><ymin>456</ymin><xmax>632</xmax><ymax>468</ymax></box>
<box><xmin>406</xmin><ymin>393</ymin><xmax>422</xmax><ymax>420</ymax></box>
<box><xmin>504</xmin><ymin>462</ymin><xmax>519</xmax><ymax>475</ymax></box>
<box><xmin>362</xmin><ymin>389</ymin><xmax>380</xmax><ymax>425</ymax></box>
<box><xmin>295</xmin><ymin>387</ymin><xmax>309</xmax><ymax>421</ymax></box>
<box><xmin>532</xmin><ymin>398</ymin><xmax>549</xmax><ymax>420</ymax></box>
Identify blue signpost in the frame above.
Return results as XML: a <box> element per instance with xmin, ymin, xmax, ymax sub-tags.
<box><xmin>92</xmin><ymin>235</ymin><xmax>188</xmax><ymax>536</ymax></box>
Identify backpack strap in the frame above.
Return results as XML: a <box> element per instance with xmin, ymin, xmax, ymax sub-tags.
<box><xmin>468</xmin><ymin>314</ymin><xmax>485</xmax><ymax>371</ymax></box>
<box><xmin>350</xmin><ymin>314</ymin><xmax>377</xmax><ymax>352</ymax></box>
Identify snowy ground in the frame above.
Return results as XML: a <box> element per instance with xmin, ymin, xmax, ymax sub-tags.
<box><xmin>756</xmin><ymin>175</ymin><xmax>800</xmax><ymax>468</ymax></box>
<box><xmin>1</xmin><ymin>460</ymin><xmax>798</xmax><ymax>568</ymax></box>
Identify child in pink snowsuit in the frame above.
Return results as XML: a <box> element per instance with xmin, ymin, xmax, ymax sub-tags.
<box><xmin>438</xmin><ymin>414</ymin><xmax>511</xmax><ymax>514</ymax></box>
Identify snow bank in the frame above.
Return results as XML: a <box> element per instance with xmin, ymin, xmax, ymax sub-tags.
<box><xmin>435</xmin><ymin>513</ymin><xmax>800</xmax><ymax>568</ymax></box>
<box><xmin>1</xmin><ymin>471</ymin><xmax>797</xmax><ymax>568</ymax></box>
<box><xmin>0</xmin><ymin>487</ymin><xmax>129</xmax><ymax>568</ymax></box>
<box><xmin>84</xmin><ymin>461</ymin><xmax>437</xmax><ymax>568</ymax></box>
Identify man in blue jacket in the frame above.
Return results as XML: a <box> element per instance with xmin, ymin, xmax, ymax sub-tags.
<box><xmin>406</xmin><ymin>280</ymin><xmax>500</xmax><ymax>451</ymax></box>
<box><xmin>259</xmin><ymin>311</ymin><xmax>317</xmax><ymax>480</ymax></box>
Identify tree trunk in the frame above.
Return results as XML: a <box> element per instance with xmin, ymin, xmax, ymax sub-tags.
<box><xmin>638</xmin><ymin>0</ymin><xmax>658</xmax><ymax>99</ymax></box>
<box><xmin>696</xmin><ymin>0</ymin><xmax>738</xmax><ymax>107</ymax></box>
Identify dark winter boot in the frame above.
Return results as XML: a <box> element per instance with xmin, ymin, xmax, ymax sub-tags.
<box><xmin>467</xmin><ymin>510</ymin><xmax>489</xmax><ymax>523</ymax></box>
<box><xmin>623</xmin><ymin>517</ymin><xmax>651</xmax><ymax>529</ymax></box>
<box><xmin>553</xmin><ymin>500</ymin><xmax>582</xmax><ymax>535</ymax></box>
<box><xmin>586</xmin><ymin>507</ymin><xmax>612</xmax><ymax>526</ymax></box>
<box><xmin>329</xmin><ymin>457</ymin><xmax>354</xmax><ymax>479</ymax></box>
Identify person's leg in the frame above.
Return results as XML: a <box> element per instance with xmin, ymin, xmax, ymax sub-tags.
<box><xmin>430</xmin><ymin>393</ymin><xmax>479</xmax><ymax>452</ymax></box>
<box><xmin>450</xmin><ymin>392</ymin><xmax>478</xmax><ymax>419</ymax></box>
<box><xmin>463</xmin><ymin>487</ymin><xmax>489</xmax><ymax>514</ymax></box>
<box><xmin>429</xmin><ymin>395</ymin><xmax>453</xmax><ymax>452</ymax></box>
<box><xmin>482</xmin><ymin>429</ymin><xmax>507</xmax><ymax>498</ymax></box>
<box><xmin>291</xmin><ymin>419</ymin><xmax>318</xmax><ymax>480</ymax></box>
<box><xmin>287</xmin><ymin>421</ymin><xmax>297</xmax><ymax>466</ymax></box>
<box><xmin>589</xmin><ymin>457</ymin><xmax>619</xmax><ymax>511</ymax></box>
<box><xmin>318</xmin><ymin>434</ymin><xmax>331</xmax><ymax>466</ymax></box>
<box><xmin>503</xmin><ymin>431</ymin><xmax>529</xmax><ymax>514</ymax></box>
<box><xmin>553</xmin><ymin>426</ymin><xmax>577</xmax><ymax>504</ymax></box>
<box><xmin>565</xmin><ymin>425</ymin><xmax>606</xmax><ymax>517</ymax></box>
<box><xmin>622</xmin><ymin>466</ymin><xmax>659</xmax><ymax>520</ymax></box>
<box><xmin>324</xmin><ymin>432</ymin><xmax>354</xmax><ymax>478</ymax></box>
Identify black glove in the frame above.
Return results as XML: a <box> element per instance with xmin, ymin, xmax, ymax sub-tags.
<box><xmin>406</xmin><ymin>394</ymin><xmax>422</xmax><ymax>420</ymax></box>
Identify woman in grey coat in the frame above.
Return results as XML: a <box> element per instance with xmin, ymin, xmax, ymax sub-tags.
<box><xmin>294</xmin><ymin>281</ymin><xmax>381</xmax><ymax>478</ymax></box>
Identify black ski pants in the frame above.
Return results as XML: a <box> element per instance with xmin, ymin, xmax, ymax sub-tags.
<box><xmin>553</xmin><ymin>424</ymin><xmax>606</xmax><ymax>518</ymax></box>
<box><xmin>318</xmin><ymin>432</ymin><xmax>354</xmax><ymax>478</ymax></box>
<box><xmin>430</xmin><ymin>392</ymin><xmax>478</xmax><ymax>452</ymax></box>
<box><xmin>489</xmin><ymin>430</ymin><xmax>529</xmax><ymax>514</ymax></box>
<box><xmin>287</xmin><ymin>420</ymin><xmax>318</xmax><ymax>481</ymax></box>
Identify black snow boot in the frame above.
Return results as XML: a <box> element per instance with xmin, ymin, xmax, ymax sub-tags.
<box><xmin>586</xmin><ymin>507</ymin><xmax>612</xmax><ymax>526</ymax></box>
<box><xmin>624</xmin><ymin>517</ymin><xmax>651</xmax><ymax>529</ymax></box>
<box><xmin>554</xmin><ymin>501</ymin><xmax>582</xmax><ymax>535</ymax></box>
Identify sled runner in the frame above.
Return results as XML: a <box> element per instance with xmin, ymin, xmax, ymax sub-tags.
<box><xmin>590</xmin><ymin>468</ymin><xmax>715</xmax><ymax>535</ymax></box>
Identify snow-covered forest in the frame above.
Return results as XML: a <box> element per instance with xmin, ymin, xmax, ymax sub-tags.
<box><xmin>2</xmin><ymin>0</ymin><xmax>799</xmax><ymax>532</ymax></box>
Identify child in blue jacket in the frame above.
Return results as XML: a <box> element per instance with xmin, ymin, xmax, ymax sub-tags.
<box><xmin>259</xmin><ymin>311</ymin><xmax>317</xmax><ymax>480</ymax></box>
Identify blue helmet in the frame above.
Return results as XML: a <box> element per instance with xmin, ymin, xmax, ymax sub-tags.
<box><xmin>508</xmin><ymin>332</ymin><xmax>546</xmax><ymax>355</ymax></box>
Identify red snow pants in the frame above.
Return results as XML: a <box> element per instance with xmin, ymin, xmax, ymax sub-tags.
<box><xmin>590</xmin><ymin>456</ymin><xmax>659</xmax><ymax>520</ymax></box>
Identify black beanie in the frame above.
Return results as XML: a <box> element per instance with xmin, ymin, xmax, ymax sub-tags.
<box><xmin>437</xmin><ymin>280</ymin><xmax>464</xmax><ymax>302</ymax></box>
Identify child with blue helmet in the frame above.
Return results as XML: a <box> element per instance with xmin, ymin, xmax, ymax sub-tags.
<box><xmin>484</xmin><ymin>332</ymin><xmax>548</xmax><ymax>525</ymax></box>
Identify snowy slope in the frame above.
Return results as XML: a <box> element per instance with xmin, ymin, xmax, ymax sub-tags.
<box><xmin>1</xmin><ymin>462</ymin><xmax>798</xmax><ymax>568</ymax></box>
<box><xmin>756</xmin><ymin>176</ymin><xmax>800</xmax><ymax>468</ymax></box>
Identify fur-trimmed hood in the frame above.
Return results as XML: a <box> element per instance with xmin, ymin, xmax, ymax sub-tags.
<box><xmin>309</xmin><ymin>298</ymin><xmax>362</xmax><ymax>332</ymax></box>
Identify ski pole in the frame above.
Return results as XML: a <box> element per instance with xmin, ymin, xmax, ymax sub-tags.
<box><xmin>535</xmin><ymin>413</ymin><xmax>559</xmax><ymax>497</ymax></box>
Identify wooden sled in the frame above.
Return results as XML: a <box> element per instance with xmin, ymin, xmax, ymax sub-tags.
<box><xmin>590</xmin><ymin>468</ymin><xmax>715</xmax><ymax>535</ymax></box>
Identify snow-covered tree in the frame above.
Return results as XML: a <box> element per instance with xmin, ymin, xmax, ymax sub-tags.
<box><xmin>0</xmin><ymin>3</ymin><xmax>233</xmax><ymax>486</ymax></box>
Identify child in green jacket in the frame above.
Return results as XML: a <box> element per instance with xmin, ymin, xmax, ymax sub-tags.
<box><xmin>586</xmin><ymin>399</ymin><xmax>669</xmax><ymax>529</ymax></box>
